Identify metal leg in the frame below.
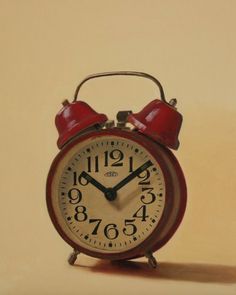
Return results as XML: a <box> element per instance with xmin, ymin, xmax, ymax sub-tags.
<box><xmin>68</xmin><ymin>249</ymin><xmax>80</xmax><ymax>265</ymax></box>
<box><xmin>145</xmin><ymin>252</ymin><xmax>158</xmax><ymax>268</ymax></box>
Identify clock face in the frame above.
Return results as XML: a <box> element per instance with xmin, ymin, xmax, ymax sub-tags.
<box><xmin>49</xmin><ymin>133</ymin><xmax>166</xmax><ymax>255</ymax></box>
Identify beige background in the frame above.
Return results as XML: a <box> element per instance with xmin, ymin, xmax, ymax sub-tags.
<box><xmin>1</xmin><ymin>0</ymin><xmax>236</xmax><ymax>294</ymax></box>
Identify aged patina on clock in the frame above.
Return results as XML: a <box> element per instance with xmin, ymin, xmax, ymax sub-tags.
<box><xmin>46</xmin><ymin>71</ymin><xmax>187</xmax><ymax>268</ymax></box>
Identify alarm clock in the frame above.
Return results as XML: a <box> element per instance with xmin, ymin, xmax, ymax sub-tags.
<box><xmin>46</xmin><ymin>71</ymin><xmax>187</xmax><ymax>268</ymax></box>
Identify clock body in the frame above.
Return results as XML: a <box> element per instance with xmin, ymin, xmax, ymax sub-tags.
<box><xmin>46</xmin><ymin>128</ymin><xmax>187</xmax><ymax>261</ymax></box>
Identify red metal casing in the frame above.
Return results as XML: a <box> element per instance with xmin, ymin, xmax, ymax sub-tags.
<box><xmin>55</xmin><ymin>100</ymin><xmax>108</xmax><ymax>149</ymax></box>
<box><xmin>46</xmin><ymin>128</ymin><xmax>187</xmax><ymax>261</ymax></box>
<box><xmin>127</xmin><ymin>99</ymin><xmax>182</xmax><ymax>150</ymax></box>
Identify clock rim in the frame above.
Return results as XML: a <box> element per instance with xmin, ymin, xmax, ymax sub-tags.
<box><xmin>46</xmin><ymin>128</ymin><xmax>187</xmax><ymax>261</ymax></box>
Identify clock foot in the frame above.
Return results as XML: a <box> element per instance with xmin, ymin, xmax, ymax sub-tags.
<box><xmin>68</xmin><ymin>249</ymin><xmax>80</xmax><ymax>265</ymax></box>
<box><xmin>145</xmin><ymin>252</ymin><xmax>158</xmax><ymax>268</ymax></box>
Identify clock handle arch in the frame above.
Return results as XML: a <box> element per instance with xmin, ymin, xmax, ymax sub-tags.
<box><xmin>73</xmin><ymin>71</ymin><xmax>168</xmax><ymax>104</ymax></box>
<box><xmin>56</xmin><ymin>71</ymin><xmax>183</xmax><ymax>150</ymax></box>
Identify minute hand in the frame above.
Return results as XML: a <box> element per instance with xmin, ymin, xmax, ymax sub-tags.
<box><xmin>113</xmin><ymin>160</ymin><xmax>153</xmax><ymax>192</ymax></box>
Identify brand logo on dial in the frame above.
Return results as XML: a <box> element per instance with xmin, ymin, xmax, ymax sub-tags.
<box><xmin>104</xmin><ymin>171</ymin><xmax>118</xmax><ymax>177</ymax></box>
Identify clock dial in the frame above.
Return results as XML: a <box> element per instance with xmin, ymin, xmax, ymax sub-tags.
<box><xmin>50</xmin><ymin>134</ymin><xmax>166</xmax><ymax>254</ymax></box>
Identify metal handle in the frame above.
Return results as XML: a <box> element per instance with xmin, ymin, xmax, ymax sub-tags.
<box><xmin>73</xmin><ymin>71</ymin><xmax>167</xmax><ymax>104</ymax></box>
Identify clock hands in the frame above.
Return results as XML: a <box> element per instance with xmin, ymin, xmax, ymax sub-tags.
<box><xmin>112</xmin><ymin>160</ymin><xmax>153</xmax><ymax>192</ymax></box>
<box><xmin>80</xmin><ymin>171</ymin><xmax>107</xmax><ymax>193</ymax></box>
<box><xmin>80</xmin><ymin>160</ymin><xmax>153</xmax><ymax>202</ymax></box>
<box><xmin>80</xmin><ymin>171</ymin><xmax>117</xmax><ymax>201</ymax></box>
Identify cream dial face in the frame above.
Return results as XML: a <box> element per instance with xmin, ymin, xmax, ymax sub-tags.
<box><xmin>52</xmin><ymin>135</ymin><xmax>166</xmax><ymax>254</ymax></box>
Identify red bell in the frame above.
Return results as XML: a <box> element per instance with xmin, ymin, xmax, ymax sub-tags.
<box><xmin>127</xmin><ymin>99</ymin><xmax>182</xmax><ymax>150</ymax></box>
<box><xmin>55</xmin><ymin>100</ymin><xmax>108</xmax><ymax>149</ymax></box>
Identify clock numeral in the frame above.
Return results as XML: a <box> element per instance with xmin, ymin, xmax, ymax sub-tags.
<box><xmin>138</xmin><ymin>169</ymin><xmax>151</xmax><ymax>185</ymax></box>
<box><xmin>73</xmin><ymin>172</ymin><xmax>77</xmax><ymax>186</ymax></box>
<box><xmin>74</xmin><ymin>205</ymin><xmax>88</xmax><ymax>222</ymax></box>
<box><xmin>133</xmin><ymin>205</ymin><xmax>149</xmax><ymax>221</ymax></box>
<box><xmin>73</xmin><ymin>172</ymin><xmax>89</xmax><ymax>186</ymax></box>
<box><xmin>104</xmin><ymin>151</ymin><xmax>109</xmax><ymax>166</ymax></box>
<box><xmin>67</xmin><ymin>188</ymin><xmax>82</xmax><ymax>204</ymax></box>
<box><xmin>87</xmin><ymin>155</ymin><xmax>99</xmax><ymax>173</ymax></box>
<box><xmin>141</xmin><ymin>187</ymin><xmax>156</xmax><ymax>204</ymax></box>
<box><xmin>89</xmin><ymin>218</ymin><xmax>102</xmax><ymax>235</ymax></box>
<box><xmin>104</xmin><ymin>149</ymin><xmax>124</xmax><ymax>167</ymax></box>
<box><xmin>129</xmin><ymin>156</ymin><xmax>133</xmax><ymax>172</ymax></box>
<box><xmin>123</xmin><ymin>219</ymin><xmax>137</xmax><ymax>236</ymax></box>
<box><xmin>104</xmin><ymin>223</ymin><xmax>119</xmax><ymax>240</ymax></box>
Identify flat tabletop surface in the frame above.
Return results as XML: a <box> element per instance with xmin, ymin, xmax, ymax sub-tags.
<box><xmin>1</xmin><ymin>248</ymin><xmax>236</xmax><ymax>295</ymax></box>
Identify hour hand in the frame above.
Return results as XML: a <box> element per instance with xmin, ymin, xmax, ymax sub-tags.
<box><xmin>80</xmin><ymin>171</ymin><xmax>107</xmax><ymax>193</ymax></box>
<box><xmin>80</xmin><ymin>171</ymin><xmax>117</xmax><ymax>201</ymax></box>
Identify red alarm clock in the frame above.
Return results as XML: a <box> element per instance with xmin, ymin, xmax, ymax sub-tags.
<box><xmin>46</xmin><ymin>71</ymin><xmax>187</xmax><ymax>268</ymax></box>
